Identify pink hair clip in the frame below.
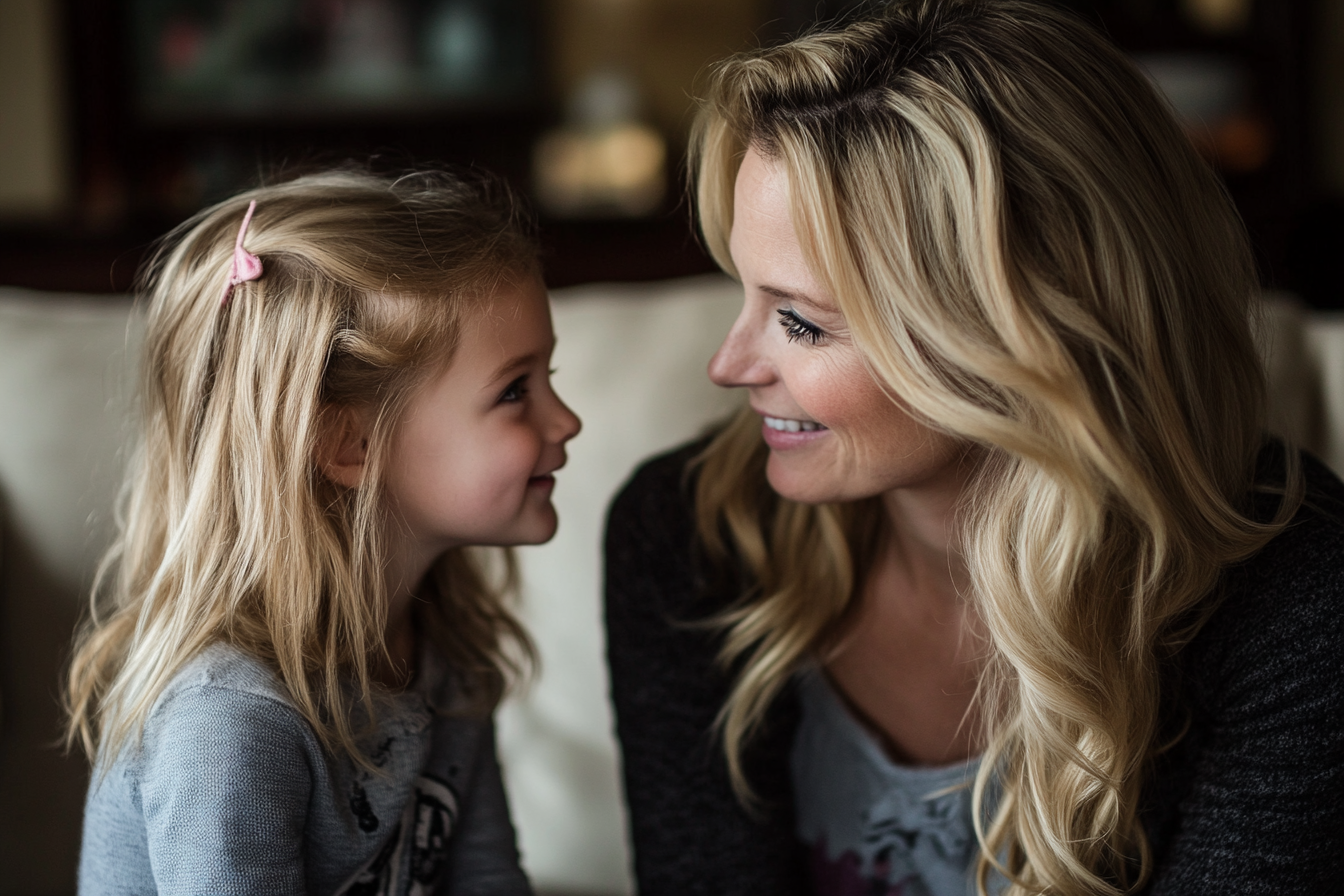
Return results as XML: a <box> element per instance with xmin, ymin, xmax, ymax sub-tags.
<box><xmin>219</xmin><ymin>200</ymin><xmax>263</xmax><ymax>306</ymax></box>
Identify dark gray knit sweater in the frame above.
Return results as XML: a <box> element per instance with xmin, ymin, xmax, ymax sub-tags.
<box><xmin>604</xmin><ymin>440</ymin><xmax>1344</xmax><ymax>896</ymax></box>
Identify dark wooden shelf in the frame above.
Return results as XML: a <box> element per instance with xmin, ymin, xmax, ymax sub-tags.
<box><xmin>0</xmin><ymin>210</ymin><xmax>717</xmax><ymax>296</ymax></box>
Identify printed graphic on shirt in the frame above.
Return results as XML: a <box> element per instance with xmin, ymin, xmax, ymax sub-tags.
<box><xmin>336</xmin><ymin>774</ymin><xmax>460</xmax><ymax>896</ymax></box>
<box><xmin>404</xmin><ymin>775</ymin><xmax>459</xmax><ymax>893</ymax></box>
<box><xmin>809</xmin><ymin>837</ymin><xmax>914</xmax><ymax>896</ymax></box>
<box><xmin>347</xmin><ymin>737</ymin><xmax>398</xmax><ymax>834</ymax></box>
<box><xmin>805</xmin><ymin>784</ymin><xmax>979</xmax><ymax>896</ymax></box>
<box><xmin>351</xmin><ymin>781</ymin><xmax>381</xmax><ymax>832</ymax></box>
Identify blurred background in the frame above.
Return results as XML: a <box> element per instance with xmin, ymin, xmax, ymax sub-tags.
<box><xmin>2</xmin><ymin>0</ymin><xmax>1343</xmax><ymax>301</ymax></box>
<box><xmin>3</xmin><ymin>1</ymin><xmax>1344</xmax><ymax>895</ymax></box>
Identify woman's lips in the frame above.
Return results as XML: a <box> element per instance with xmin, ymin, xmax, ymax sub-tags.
<box><xmin>760</xmin><ymin>414</ymin><xmax>829</xmax><ymax>450</ymax></box>
<box><xmin>528</xmin><ymin>474</ymin><xmax>556</xmax><ymax>491</ymax></box>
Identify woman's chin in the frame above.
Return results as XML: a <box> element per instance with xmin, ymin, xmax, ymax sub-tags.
<box><xmin>765</xmin><ymin>457</ymin><xmax>838</xmax><ymax>506</ymax></box>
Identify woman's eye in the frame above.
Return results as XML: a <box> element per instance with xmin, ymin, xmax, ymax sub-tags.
<box><xmin>777</xmin><ymin>308</ymin><xmax>824</xmax><ymax>345</ymax></box>
<box><xmin>499</xmin><ymin>375</ymin><xmax>529</xmax><ymax>403</ymax></box>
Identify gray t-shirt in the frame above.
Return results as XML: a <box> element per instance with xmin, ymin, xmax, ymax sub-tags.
<box><xmin>79</xmin><ymin>641</ymin><xmax>531</xmax><ymax>896</ymax></box>
<box><xmin>791</xmin><ymin>668</ymin><xmax>996</xmax><ymax>896</ymax></box>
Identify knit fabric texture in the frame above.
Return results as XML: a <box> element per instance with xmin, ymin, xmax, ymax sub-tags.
<box><xmin>604</xmin><ymin>439</ymin><xmax>1344</xmax><ymax>896</ymax></box>
<box><xmin>79</xmin><ymin>641</ymin><xmax>531</xmax><ymax>896</ymax></box>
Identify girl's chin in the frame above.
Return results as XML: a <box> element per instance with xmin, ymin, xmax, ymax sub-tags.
<box><xmin>513</xmin><ymin>505</ymin><xmax>559</xmax><ymax>546</ymax></box>
<box><xmin>465</xmin><ymin>503</ymin><xmax>559</xmax><ymax>548</ymax></box>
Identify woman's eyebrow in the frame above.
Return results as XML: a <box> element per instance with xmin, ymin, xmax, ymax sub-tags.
<box><xmin>759</xmin><ymin>284</ymin><xmax>838</xmax><ymax>313</ymax></box>
<box><xmin>758</xmin><ymin>284</ymin><xmax>807</xmax><ymax>302</ymax></box>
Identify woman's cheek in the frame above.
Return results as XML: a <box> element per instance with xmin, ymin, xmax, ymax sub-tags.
<box><xmin>795</xmin><ymin>350</ymin><xmax>881</xmax><ymax>433</ymax></box>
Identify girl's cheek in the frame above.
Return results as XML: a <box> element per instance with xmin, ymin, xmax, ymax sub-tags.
<box><xmin>494</xmin><ymin>420</ymin><xmax>544</xmax><ymax>474</ymax></box>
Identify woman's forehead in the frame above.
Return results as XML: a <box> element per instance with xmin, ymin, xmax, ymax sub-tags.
<box><xmin>730</xmin><ymin>148</ymin><xmax>840</xmax><ymax>314</ymax></box>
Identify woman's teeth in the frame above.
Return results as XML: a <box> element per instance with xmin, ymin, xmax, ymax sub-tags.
<box><xmin>763</xmin><ymin>415</ymin><xmax>827</xmax><ymax>433</ymax></box>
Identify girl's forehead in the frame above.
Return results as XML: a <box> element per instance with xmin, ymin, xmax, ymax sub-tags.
<box><xmin>473</xmin><ymin>274</ymin><xmax>549</xmax><ymax>320</ymax></box>
<box><xmin>458</xmin><ymin>276</ymin><xmax>554</xmax><ymax>357</ymax></box>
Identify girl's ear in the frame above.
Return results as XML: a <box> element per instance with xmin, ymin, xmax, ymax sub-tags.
<box><xmin>317</xmin><ymin>405</ymin><xmax>372</xmax><ymax>489</ymax></box>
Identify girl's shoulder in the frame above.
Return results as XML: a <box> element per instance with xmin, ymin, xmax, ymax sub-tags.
<box><xmin>132</xmin><ymin>642</ymin><xmax>317</xmax><ymax>769</ymax></box>
<box><xmin>153</xmin><ymin>641</ymin><xmax>296</xmax><ymax>715</ymax></box>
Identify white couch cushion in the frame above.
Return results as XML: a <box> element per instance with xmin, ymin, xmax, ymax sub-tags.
<box><xmin>0</xmin><ymin>291</ymin><xmax>141</xmax><ymax>588</ymax></box>
<box><xmin>0</xmin><ymin>277</ymin><xmax>744</xmax><ymax>896</ymax></box>
<box><xmin>5</xmin><ymin>277</ymin><xmax>1340</xmax><ymax>896</ymax></box>
<box><xmin>501</xmin><ymin>275</ymin><xmax>744</xmax><ymax>895</ymax></box>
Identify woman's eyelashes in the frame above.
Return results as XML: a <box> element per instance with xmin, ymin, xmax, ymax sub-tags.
<box><xmin>777</xmin><ymin>308</ymin><xmax>825</xmax><ymax>345</ymax></box>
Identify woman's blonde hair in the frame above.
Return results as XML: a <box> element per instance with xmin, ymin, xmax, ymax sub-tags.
<box><xmin>691</xmin><ymin>2</ymin><xmax>1299</xmax><ymax>893</ymax></box>
<box><xmin>66</xmin><ymin>169</ymin><xmax>536</xmax><ymax>767</ymax></box>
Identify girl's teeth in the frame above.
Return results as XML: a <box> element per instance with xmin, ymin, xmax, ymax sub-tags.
<box><xmin>763</xmin><ymin>415</ymin><xmax>826</xmax><ymax>433</ymax></box>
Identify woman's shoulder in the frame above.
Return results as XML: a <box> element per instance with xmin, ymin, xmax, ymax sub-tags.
<box><xmin>1231</xmin><ymin>448</ymin><xmax>1344</xmax><ymax>611</ymax></box>
<box><xmin>604</xmin><ymin>433</ymin><xmax>728</xmax><ymax>621</ymax></box>
<box><xmin>605</xmin><ymin>435</ymin><xmax>714</xmax><ymax>573</ymax></box>
<box><xmin>1187</xmin><ymin>449</ymin><xmax>1344</xmax><ymax>704</ymax></box>
<box><xmin>608</xmin><ymin>436</ymin><xmax>710</xmax><ymax>530</ymax></box>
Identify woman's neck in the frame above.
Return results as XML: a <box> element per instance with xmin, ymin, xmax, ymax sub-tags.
<box><xmin>822</xmin><ymin>452</ymin><xmax>985</xmax><ymax>766</ymax></box>
<box><xmin>876</xmin><ymin>452</ymin><xmax>974</xmax><ymax>604</ymax></box>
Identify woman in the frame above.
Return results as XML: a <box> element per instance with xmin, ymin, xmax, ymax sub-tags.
<box><xmin>604</xmin><ymin>2</ymin><xmax>1344</xmax><ymax>895</ymax></box>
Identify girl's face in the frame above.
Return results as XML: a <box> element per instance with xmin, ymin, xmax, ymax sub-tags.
<box><xmin>383</xmin><ymin>276</ymin><xmax>581</xmax><ymax>554</ymax></box>
<box><xmin>708</xmin><ymin>148</ymin><xmax>963</xmax><ymax>505</ymax></box>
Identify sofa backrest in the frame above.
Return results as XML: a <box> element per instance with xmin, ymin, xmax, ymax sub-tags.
<box><xmin>2</xmin><ymin>278</ymin><xmax>1341</xmax><ymax>895</ymax></box>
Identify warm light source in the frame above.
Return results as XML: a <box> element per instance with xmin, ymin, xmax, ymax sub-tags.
<box><xmin>1182</xmin><ymin>0</ymin><xmax>1251</xmax><ymax>34</ymax></box>
<box><xmin>534</xmin><ymin>124</ymin><xmax>666</xmax><ymax>217</ymax></box>
<box><xmin>533</xmin><ymin>69</ymin><xmax>667</xmax><ymax>218</ymax></box>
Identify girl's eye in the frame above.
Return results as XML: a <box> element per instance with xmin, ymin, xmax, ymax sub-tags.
<box><xmin>499</xmin><ymin>375</ymin><xmax>529</xmax><ymax>403</ymax></box>
<box><xmin>777</xmin><ymin>308</ymin><xmax>824</xmax><ymax>345</ymax></box>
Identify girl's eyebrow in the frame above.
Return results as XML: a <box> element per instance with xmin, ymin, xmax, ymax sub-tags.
<box><xmin>485</xmin><ymin>339</ymin><xmax>555</xmax><ymax>385</ymax></box>
<box><xmin>487</xmin><ymin>353</ymin><xmax>539</xmax><ymax>384</ymax></box>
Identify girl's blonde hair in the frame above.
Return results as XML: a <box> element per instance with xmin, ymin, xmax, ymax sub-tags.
<box><xmin>690</xmin><ymin>2</ymin><xmax>1299</xmax><ymax>893</ymax></box>
<box><xmin>67</xmin><ymin>169</ymin><xmax>537</xmax><ymax>767</ymax></box>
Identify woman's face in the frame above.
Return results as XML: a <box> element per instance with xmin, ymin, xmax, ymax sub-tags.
<box><xmin>708</xmin><ymin>148</ymin><xmax>964</xmax><ymax>505</ymax></box>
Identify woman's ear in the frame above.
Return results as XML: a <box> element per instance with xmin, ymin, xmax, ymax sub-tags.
<box><xmin>317</xmin><ymin>405</ymin><xmax>372</xmax><ymax>489</ymax></box>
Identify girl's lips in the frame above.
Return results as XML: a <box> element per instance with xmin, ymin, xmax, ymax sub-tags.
<box><xmin>528</xmin><ymin>474</ymin><xmax>556</xmax><ymax>491</ymax></box>
<box><xmin>760</xmin><ymin>419</ymin><xmax>829</xmax><ymax>450</ymax></box>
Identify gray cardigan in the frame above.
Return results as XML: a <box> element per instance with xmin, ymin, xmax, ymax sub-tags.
<box><xmin>605</xmin><ymin>440</ymin><xmax>1344</xmax><ymax>895</ymax></box>
<box><xmin>79</xmin><ymin>641</ymin><xmax>531</xmax><ymax>896</ymax></box>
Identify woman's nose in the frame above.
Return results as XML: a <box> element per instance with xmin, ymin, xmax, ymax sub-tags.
<box><xmin>708</xmin><ymin>303</ymin><xmax>773</xmax><ymax>389</ymax></box>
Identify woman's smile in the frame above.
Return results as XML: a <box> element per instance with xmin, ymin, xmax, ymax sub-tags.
<box><xmin>709</xmin><ymin>147</ymin><xmax>964</xmax><ymax>505</ymax></box>
<box><xmin>759</xmin><ymin>412</ymin><xmax>829</xmax><ymax>450</ymax></box>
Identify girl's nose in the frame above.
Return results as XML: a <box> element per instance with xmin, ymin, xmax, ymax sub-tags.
<box><xmin>550</xmin><ymin>395</ymin><xmax>581</xmax><ymax>445</ymax></box>
<box><xmin>708</xmin><ymin>302</ymin><xmax>772</xmax><ymax>389</ymax></box>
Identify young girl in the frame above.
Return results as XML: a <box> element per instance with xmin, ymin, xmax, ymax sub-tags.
<box><xmin>66</xmin><ymin>169</ymin><xmax>579</xmax><ymax>895</ymax></box>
